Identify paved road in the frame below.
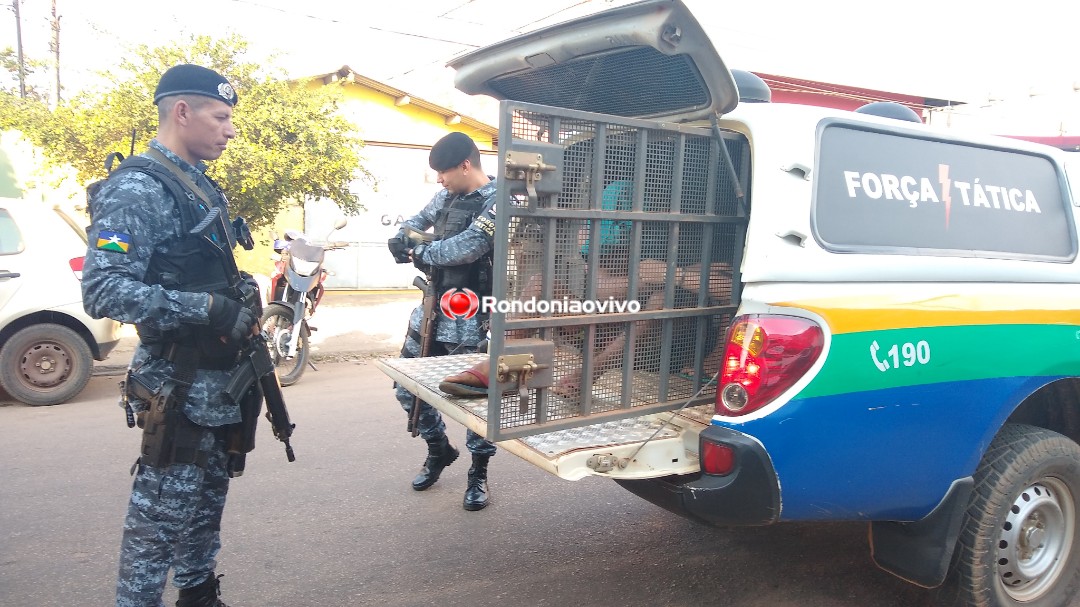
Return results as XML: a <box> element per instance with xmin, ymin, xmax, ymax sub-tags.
<box><xmin>0</xmin><ymin>357</ymin><xmax>944</xmax><ymax>607</ymax></box>
<box><xmin>95</xmin><ymin>290</ymin><xmax>421</xmax><ymax>375</ymax></box>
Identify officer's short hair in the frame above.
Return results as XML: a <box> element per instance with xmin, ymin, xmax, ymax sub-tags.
<box><xmin>156</xmin><ymin>94</ymin><xmax>214</xmax><ymax>122</ymax></box>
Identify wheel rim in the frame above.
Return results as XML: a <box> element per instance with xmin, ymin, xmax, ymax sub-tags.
<box><xmin>17</xmin><ymin>341</ymin><xmax>73</xmax><ymax>389</ymax></box>
<box><xmin>996</xmin><ymin>477</ymin><xmax>1076</xmax><ymax>600</ymax></box>
<box><xmin>263</xmin><ymin>313</ymin><xmax>302</xmax><ymax>375</ymax></box>
<box><xmin>272</xmin><ymin>327</ymin><xmax>295</xmax><ymax>360</ymax></box>
<box><xmin>262</xmin><ymin>315</ymin><xmax>289</xmax><ymax>358</ymax></box>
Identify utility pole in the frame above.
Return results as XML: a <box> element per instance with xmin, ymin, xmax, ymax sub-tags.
<box><xmin>50</xmin><ymin>0</ymin><xmax>60</xmax><ymax>104</ymax></box>
<box><xmin>12</xmin><ymin>0</ymin><xmax>26</xmax><ymax>98</ymax></box>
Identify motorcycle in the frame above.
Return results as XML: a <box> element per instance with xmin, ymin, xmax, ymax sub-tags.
<box><xmin>262</xmin><ymin>218</ymin><xmax>349</xmax><ymax>386</ymax></box>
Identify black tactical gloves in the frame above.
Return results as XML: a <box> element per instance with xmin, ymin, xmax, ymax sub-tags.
<box><xmin>388</xmin><ymin>233</ymin><xmax>411</xmax><ymax>264</ymax></box>
<box><xmin>208</xmin><ymin>295</ymin><xmax>259</xmax><ymax>344</ymax></box>
<box><xmin>411</xmin><ymin>243</ymin><xmax>431</xmax><ymax>273</ymax></box>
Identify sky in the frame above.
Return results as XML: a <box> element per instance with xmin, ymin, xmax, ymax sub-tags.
<box><xmin>5</xmin><ymin>0</ymin><xmax>1080</xmax><ymax>135</ymax></box>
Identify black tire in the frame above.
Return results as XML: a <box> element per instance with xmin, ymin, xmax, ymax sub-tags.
<box><xmin>0</xmin><ymin>323</ymin><xmax>93</xmax><ymax>406</ymax></box>
<box><xmin>260</xmin><ymin>302</ymin><xmax>309</xmax><ymax>387</ymax></box>
<box><xmin>949</xmin><ymin>423</ymin><xmax>1080</xmax><ymax>607</ymax></box>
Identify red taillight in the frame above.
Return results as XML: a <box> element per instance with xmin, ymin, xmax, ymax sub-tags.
<box><xmin>69</xmin><ymin>257</ymin><xmax>84</xmax><ymax>280</ymax></box>
<box><xmin>716</xmin><ymin>315</ymin><xmax>823</xmax><ymax>417</ymax></box>
<box><xmin>701</xmin><ymin>441</ymin><xmax>736</xmax><ymax>475</ymax></box>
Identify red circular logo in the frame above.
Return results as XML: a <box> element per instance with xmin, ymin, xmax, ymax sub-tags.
<box><xmin>447</xmin><ymin>292</ymin><xmax>472</xmax><ymax>316</ymax></box>
<box><xmin>439</xmin><ymin>288</ymin><xmax>479</xmax><ymax>320</ymax></box>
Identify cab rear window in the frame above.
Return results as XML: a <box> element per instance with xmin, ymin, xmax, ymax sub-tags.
<box><xmin>810</xmin><ymin>119</ymin><xmax>1076</xmax><ymax>262</ymax></box>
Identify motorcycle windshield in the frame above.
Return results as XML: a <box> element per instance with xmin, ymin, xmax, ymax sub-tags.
<box><xmin>287</xmin><ymin>239</ymin><xmax>326</xmax><ymax>276</ymax></box>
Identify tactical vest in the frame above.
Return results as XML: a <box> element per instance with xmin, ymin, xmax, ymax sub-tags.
<box><xmin>432</xmin><ymin>194</ymin><xmax>493</xmax><ymax>297</ymax></box>
<box><xmin>94</xmin><ymin>156</ymin><xmax>240</xmax><ymax>364</ymax></box>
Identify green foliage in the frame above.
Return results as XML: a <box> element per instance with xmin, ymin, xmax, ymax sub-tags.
<box><xmin>0</xmin><ymin>47</ymin><xmax>49</xmax><ymax>101</ymax></box>
<box><xmin>1</xmin><ymin>35</ymin><xmax>371</xmax><ymax>229</ymax></box>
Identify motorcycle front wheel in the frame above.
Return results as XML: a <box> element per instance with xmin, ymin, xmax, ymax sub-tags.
<box><xmin>261</xmin><ymin>302</ymin><xmax>310</xmax><ymax>386</ymax></box>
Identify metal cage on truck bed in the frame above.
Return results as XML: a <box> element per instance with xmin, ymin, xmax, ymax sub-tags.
<box><xmin>383</xmin><ymin>101</ymin><xmax>749</xmax><ymax>443</ymax></box>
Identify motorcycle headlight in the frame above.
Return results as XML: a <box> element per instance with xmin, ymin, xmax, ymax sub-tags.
<box><xmin>290</xmin><ymin>258</ymin><xmax>321</xmax><ymax>276</ymax></box>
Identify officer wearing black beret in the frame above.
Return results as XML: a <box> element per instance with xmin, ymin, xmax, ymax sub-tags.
<box><xmin>83</xmin><ymin>63</ymin><xmax>254</xmax><ymax>607</ymax></box>
<box><xmin>154</xmin><ymin>63</ymin><xmax>238</xmax><ymax>107</ymax></box>
<box><xmin>387</xmin><ymin>131</ymin><xmax>499</xmax><ymax>511</ymax></box>
<box><xmin>428</xmin><ymin>131</ymin><xmax>476</xmax><ymax>171</ymax></box>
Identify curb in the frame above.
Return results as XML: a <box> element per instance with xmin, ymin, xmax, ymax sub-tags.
<box><xmin>92</xmin><ymin>349</ymin><xmax>399</xmax><ymax>377</ymax></box>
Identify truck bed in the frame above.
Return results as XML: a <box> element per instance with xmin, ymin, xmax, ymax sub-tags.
<box><xmin>376</xmin><ymin>353</ymin><xmax>714</xmax><ymax>481</ymax></box>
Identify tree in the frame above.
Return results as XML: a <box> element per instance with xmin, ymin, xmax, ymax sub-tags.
<box><xmin>0</xmin><ymin>47</ymin><xmax>48</xmax><ymax>101</ymax></box>
<box><xmin>1</xmin><ymin>34</ymin><xmax>371</xmax><ymax>229</ymax></box>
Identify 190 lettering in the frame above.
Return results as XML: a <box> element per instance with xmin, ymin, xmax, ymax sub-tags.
<box><xmin>870</xmin><ymin>340</ymin><xmax>931</xmax><ymax>372</ymax></box>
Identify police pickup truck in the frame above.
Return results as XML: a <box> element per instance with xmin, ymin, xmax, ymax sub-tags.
<box><xmin>377</xmin><ymin>1</ymin><xmax>1080</xmax><ymax>605</ymax></box>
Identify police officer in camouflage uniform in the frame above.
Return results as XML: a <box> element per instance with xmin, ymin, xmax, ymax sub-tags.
<box><xmin>388</xmin><ymin>132</ymin><xmax>498</xmax><ymax>511</ymax></box>
<box><xmin>82</xmin><ymin>64</ymin><xmax>258</xmax><ymax>607</ymax></box>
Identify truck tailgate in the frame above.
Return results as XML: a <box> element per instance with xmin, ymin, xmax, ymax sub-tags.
<box><xmin>377</xmin><ymin>353</ymin><xmax>714</xmax><ymax>481</ymax></box>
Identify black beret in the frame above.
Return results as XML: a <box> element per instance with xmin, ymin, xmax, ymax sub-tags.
<box><xmin>154</xmin><ymin>64</ymin><xmax>238</xmax><ymax>107</ymax></box>
<box><xmin>429</xmin><ymin>132</ymin><xmax>478</xmax><ymax>171</ymax></box>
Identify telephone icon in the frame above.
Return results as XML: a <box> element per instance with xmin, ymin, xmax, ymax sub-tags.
<box><xmin>870</xmin><ymin>340</ymin><xmax>889</xmax><ymax>372</ymax></box>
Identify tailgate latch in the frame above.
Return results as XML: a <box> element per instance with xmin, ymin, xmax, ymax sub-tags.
<box><xmin>504</xmin><ymin>141</ymin><xmax>563</xmax><ymax>207</ymax></box>
<box><xmin>496</xmin><ymin>338</ymin><xmax>554</xmax><ymax>414</ymax></box>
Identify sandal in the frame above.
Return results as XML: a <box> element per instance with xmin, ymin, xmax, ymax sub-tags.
<box><xmin>439</xmin><ymin>360</ymin><xmax>490</xmax><ymax>398</ymax></box>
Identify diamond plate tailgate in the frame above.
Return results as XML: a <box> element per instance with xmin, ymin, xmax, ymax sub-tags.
<box><xmin>376</xmin><ymin>354</ymin><xmax>714</xmax><ymax>481</ymax></box>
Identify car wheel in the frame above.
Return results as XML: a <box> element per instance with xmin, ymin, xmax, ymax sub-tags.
<box><xmin>0</xmin><ymin>323</ymin><xmax>93</xmax><ymax>406</ymax></box>
<box><xmin>949</xmin><ymin>423</ymin><xmax>1080</xmax><ymax>607</ymax></box>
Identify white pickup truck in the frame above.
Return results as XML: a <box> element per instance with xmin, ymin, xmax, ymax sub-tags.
<box><xmin>378</xmin><ymin>2</ymin><xmax>1080</xmax><ymax>606</ymax></box>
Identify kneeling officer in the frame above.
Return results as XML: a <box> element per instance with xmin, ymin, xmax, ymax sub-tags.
<box><xmin>83</xmin><ymin>64</ymin><xmax>290</xmax><ymax>607</ymax></box>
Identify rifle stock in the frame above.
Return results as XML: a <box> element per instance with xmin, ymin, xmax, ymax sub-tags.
<box><xmin>409</xmin><ymin>273</ymin><xmax>437</xmax><ymax>437</ymax></box>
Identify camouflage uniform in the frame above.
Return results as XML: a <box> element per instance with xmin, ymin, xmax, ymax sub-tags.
<box><xmin>83</xmin><ymin>139</ymin><xmax>240</xmax><ymax>607</ymax></box>
<box><xmin>395</xmin><ymin>179</ymin><xmax>498</xmax><ymax>457</ymax></box>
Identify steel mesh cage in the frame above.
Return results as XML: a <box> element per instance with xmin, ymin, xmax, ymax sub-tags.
<box><xmin>487</xmin><ymin>101</ymin><xmax>749</xmax><ymax>440</ymax></box>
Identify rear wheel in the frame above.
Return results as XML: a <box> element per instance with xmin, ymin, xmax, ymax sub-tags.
<box><xmin>260</xmin><ymin>302</ymin><xmax>309</xmax><ymax>386</ymax></box>
<box><xmin>950</xmin><ymin>423</ymin><xmax>1080</xmax><ymax>606</ymax></box>
<box><xmin>0</xmin><ymin>323</ymin><xmax>93</xmax><ymax>406</ymax></box>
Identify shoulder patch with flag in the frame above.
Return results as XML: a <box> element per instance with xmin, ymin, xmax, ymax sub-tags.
<box><xmin>96</xmin><ymin>230</ymin><xmax>131</xmax><ymax>253</ymax></box>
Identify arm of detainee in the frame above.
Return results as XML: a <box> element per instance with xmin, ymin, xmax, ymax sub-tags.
<box><xmin>81</xmin><ymin>172</ymin><xmax>211</xmax><ymax>330</ymax></box>
<box><xmin>416</xmin><ymin>199</ymin><xmax>496</xmax><ymax>267</ymax></box>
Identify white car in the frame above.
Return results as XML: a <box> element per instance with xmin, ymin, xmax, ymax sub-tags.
<box><xmin>0</xmin><ymin>197</ymin><xmax>121</xmax><ymax>405</ymax></box>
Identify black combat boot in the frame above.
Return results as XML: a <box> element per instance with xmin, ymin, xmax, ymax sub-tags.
<box><xmin>463</xmin><ymin>454</ymin><xmax>490</xmax><ymax>511</ymax></box>
<box><xmin>412</xmin><ymin>434</ymin><xmax>459</xmax><ymax>491</ymax></box>
<box><xmin>176</xmin><ymin>573</ymin><xmax>228</xmax><ymax>607</ymax></box>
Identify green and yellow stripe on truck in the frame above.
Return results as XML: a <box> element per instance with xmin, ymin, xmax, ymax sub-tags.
<box><xmin>713</xmin><ymin>293</ymin><xmax>1080</xmax><ymax>521</ymax></box>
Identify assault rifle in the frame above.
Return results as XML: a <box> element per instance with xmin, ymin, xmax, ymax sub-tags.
<box><xmin>191</xmin><ymin>207</ymin><xmax>296</xmax><ymax>475</ymax></box>
<box><xmin>410</xmin><ymin>273</ymin><xmax>438</xmax><ymax>437</ymax></box>
<box><xmin>403</xmin><ymin>226</ymin><xmax>438</xmax><ymax>438</ymax></box>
